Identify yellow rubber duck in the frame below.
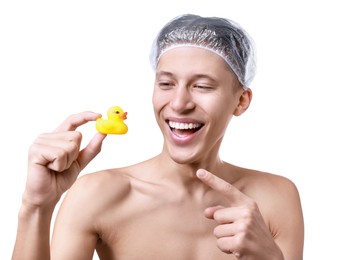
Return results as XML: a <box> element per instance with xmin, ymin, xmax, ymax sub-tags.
<box><xmin>96</xmin><ymin>106</ymin><xmax>128</xmax><ymax>134</ymax></box>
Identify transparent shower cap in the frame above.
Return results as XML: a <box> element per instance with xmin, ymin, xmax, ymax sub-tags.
<box><xmin>149</xmin><ymin>14</ymin><xmax>257</xmax><ymax>89</ymax></box>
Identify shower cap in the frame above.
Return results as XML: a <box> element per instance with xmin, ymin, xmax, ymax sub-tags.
<box><xmin>149</xmin><ymin>14</ymin><xmax>257</xmax><ymax>89</ymax></box>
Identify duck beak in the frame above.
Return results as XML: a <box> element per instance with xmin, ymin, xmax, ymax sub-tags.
<box><xmin>121</xmin><ymin>112</ymin><xmax>128</xmax><ymax>120</ymax></box>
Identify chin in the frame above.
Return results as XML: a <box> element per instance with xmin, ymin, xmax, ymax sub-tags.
<box><xmin>167</xmin><ymin>147</ymin><xmax>201</xmax><ymax>165</ymax></box>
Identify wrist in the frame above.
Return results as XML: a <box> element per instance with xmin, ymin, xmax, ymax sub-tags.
<box><xmin>21</xmin><ymin>187</ymin><xmax>61</xmax><ymax>209</ymax></box>
<box><xmin>20</xmin><ymin>193</ymin><xmax>58</xmax><ymax>221</ymax></box>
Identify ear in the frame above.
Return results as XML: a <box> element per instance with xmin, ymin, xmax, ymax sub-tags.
<box><xmin>234</xmin><ymin>88</ymin><xmax>252</xmax><ymax>116</ymax></box>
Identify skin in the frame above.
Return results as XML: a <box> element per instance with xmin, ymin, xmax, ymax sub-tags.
<box><xmin>12</xmin><ymin>47</ymin><xmax>304</xmax><ymax>260</ymax></box>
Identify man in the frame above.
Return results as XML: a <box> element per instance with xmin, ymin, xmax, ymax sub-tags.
<box><xmin>13</xmin><ymin>14</ymin><xmax>304</xmax><ymax>259</ymax></box>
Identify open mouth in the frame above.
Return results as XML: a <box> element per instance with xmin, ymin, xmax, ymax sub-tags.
<box><xmin>167</xmin><ymin>120</ymin><xmax>203</xmax><ymax>137</ymax></box>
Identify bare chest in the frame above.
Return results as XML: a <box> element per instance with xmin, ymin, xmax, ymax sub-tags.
<box><xmin>95</xmin><ymin>202</ymin><xmax>236</xmax><ymax>260</ymax></box>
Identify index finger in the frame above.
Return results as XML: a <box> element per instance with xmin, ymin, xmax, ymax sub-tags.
<box><xmin>196</xmin><ymin>169</ymin><xmax>248</xmax><ymax>204</ymax></box>
<box><xmin>54</xmin><ymin>111</ymin><xmax>102</xmax><ymax>132</ymax></box>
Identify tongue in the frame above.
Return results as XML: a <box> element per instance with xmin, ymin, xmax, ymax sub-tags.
<box><xmin>173</xmin><ymin>128</ymin><xmax>197</xmax><ymax>137</ymax></box>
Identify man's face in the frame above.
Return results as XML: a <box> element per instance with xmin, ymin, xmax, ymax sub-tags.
<box><xmin>152</xmin><ymin>47</ymin><xmax>244</xmax><ymax>164</ymax></box>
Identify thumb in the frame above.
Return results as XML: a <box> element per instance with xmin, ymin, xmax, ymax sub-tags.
<box><xmin>77</xmin><ymin>133</ymin><xmax>107</xmax><ymax>170</ymax></box>
<box><xmin>204</xmin><ymin>205</ymin><xmax>225</xmax><ymax>219</ymax></box>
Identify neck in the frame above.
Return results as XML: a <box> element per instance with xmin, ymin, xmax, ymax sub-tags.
<box><xmin>155</xmin><ymin>151</ymin><xmax>226</xmax><ymax>188</ymax></box>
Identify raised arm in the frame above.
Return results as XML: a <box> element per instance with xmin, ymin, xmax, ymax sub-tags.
<box><xmin>12</xmin><ymin>112</ymin><xmax>106</xmax><ymax>260</ymax></box>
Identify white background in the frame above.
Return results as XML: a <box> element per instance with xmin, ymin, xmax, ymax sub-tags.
<box><xmin>1</xmin><ymin>0</ymin><xmax>345</xmax><ymax>259</ymax></box>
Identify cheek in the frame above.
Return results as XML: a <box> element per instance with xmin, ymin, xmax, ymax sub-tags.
<box><xmin>152</xmin><ymin>90</ymin><xmax>160</xmax><ymax>111</ymax></box>
<box><xmin>205</xmin><ymin>94</ymin><xmax>234</xmax><ymax>115</ymax></box>
<box><xmin>152</xmin><ymin>89</ymin><xmax>168</xmax><ymax>113</ymax></box>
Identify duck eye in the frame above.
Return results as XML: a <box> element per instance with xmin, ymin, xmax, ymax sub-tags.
<box><xmin>115</xmin><ymin>111</ymin><xmax>120</xmax><ymax>114</ymax></box>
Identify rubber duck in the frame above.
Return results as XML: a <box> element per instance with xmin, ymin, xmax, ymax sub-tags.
<box><xmin>96</xmin><ymin>106</ymin><xmax>128</xmax><ymax>134</ymax></box>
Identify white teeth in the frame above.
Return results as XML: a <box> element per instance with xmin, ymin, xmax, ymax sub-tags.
<box><xmin>169</xmin><ymin>121</ymin><xmax>202</xmax><ymax>130</ymax></box>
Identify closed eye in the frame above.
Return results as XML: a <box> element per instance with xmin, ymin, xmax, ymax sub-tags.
<box><xmin>194</xmin><ymin>85</ymin><xmax>214</xmax><ymax>91</ymax></box>
<box><xmin>158</xmin><ymin>82</ymin><xmax>174</xmax><ymax>89</ymax></box>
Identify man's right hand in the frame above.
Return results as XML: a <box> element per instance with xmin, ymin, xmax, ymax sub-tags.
<box><xmin>22</xmin><ymin>111</ymin><xmax>106</xmax><ymax>208</ymax></box>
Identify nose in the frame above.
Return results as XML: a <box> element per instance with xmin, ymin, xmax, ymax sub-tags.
<box><xmin>170</xmin><ymin>86</ymin><xmax>195</xmax><ymax>113</ymax></box>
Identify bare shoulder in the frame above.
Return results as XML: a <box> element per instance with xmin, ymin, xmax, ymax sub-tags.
<box><xmin>232</xmin><ymin>166</ymin><xmax>300</xmax><ymax>204</ymax></box>
<box><xmin>61</xmin><ymin>157</ymin><xmax>159</xmax><ymax>216</ymax></box>
<box><xmin>51</xmin><ymin>164</ymin><xmax>149</xmax><ymax>257</ymax></box>
<box><xmin>232</xmin><ymin>165</ymin><xmax>304</xmax><ymax>241</ymax></box>
<box><xmin>55</xmin><ymin>169</ymin><xmax>133</xmax><ymax>229</ymax></box>
<box><xmin>73</xmin><ymin>168</ymin><xmax>132</xmax><ymax>196</ymax></box>
<box><xmin>67</xmin><ymin>167</ymin><xmax>134</xmax><ymax>208</ymax></box>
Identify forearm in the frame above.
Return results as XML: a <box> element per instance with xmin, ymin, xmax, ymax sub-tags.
<box><xmin>12</xmin><ymin>203</ymin><xmax>55</xmax><ymax>260</ymax></box>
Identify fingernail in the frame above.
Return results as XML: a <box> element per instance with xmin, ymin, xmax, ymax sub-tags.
<box><xmin>196</xmin><ymin>169</ymin><xmax>207</xmax><ymax>177</ymax></box>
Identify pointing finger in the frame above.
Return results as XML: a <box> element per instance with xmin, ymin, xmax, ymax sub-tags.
<box><xmin>196</xmin><ymin>169</ymin><xmax>248</xmax><ymax>204</ymax></box>
<box><xmin>54</xmin><ymin>111</ymin><xmax>102</xmax><ymax>132</ymax></box>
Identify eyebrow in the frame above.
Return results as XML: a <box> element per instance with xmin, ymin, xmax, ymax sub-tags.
<box><xmin>156</xmin><ymin>71</ymin><xmax>218</xmax><ymax>84</ymax></box>
<box><xmin>193</xmin><ymin>74</ymin><xmax>218</xmax><ymax>84</ymax></box>
<box><xmin>156</xmin><ymin>71</ymin><xmax>173</xmax><ymax>78</ymax></box>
